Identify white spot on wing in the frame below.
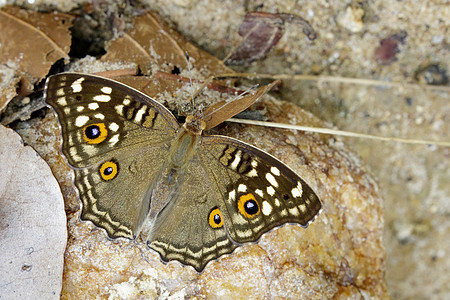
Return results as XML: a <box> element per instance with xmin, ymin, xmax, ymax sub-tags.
<box><xmin>299</xmin><ymin>204</ymin><xmax>307</xmax><ymax>213</ymax></box>
<box><xmin>230</xmin><ymin>150</ymin><xmax>242</xmax><ymax>170</ymax></box>
<box><xmin>76</xmin><ymin>106</ymin><xmax>84</xmax><ymax>112</ymax></box>
<box><xmin>115</xmin><ymin>105</ymin><xmax>124</xmax><ymax>115</ymax></box>
<box><xmin>88</xmin><ymin>103</ymin><xmax>99</xmax><ymax>110</ymax></box>
<box><xmin>238</xmin><ymin>184</ymin><xmax>247</xmax><ymax>193</ymax></box>
<box><xmin>68</xmin><ymin>133</ymin><xmax>74</xmax><ymax>145</ymax></box>
<box><xmin>135</xmin><ymin>106</ymin><xmax>146</xmax><ymax>123</ymax></box>
<box><xmin>288</xmin><ymin>207</ymin><xmax>300</xmax><ymax>216</ymax></box>
<box><xmin>75</xmin><ymin>115</ymin><xmax>89</xmax><ymax>127</ymax></box>
<box><xmin>267</xmin><ymin>186</ymin><xmax>275</xmax><ymax>196</ymax></box>
<box><xmin>109</xmin><ymin>134</ymin><xmax>119</xmax><ymax>146</ymax></box>
<box><xmin>57</xmin><ymin>97</ymin><xmax>67</xmax><ymax>106</ymax></box>
<box><xmin>251</xmin><ymin>160</ymin><xmax>258</xmax><ymax>168</ymax></box>
<box><xmin>94</xmin><ymin>95</ymin><xmax>111</xmax><ymax>102</ymax></box>
<box><xmin>56</xmin><ymin>88</ymin><xmax>65</xmax><ymax>96</ymax></box>
<box><xmin>228</xmin><ymin>190</ymin><xmax>236</xmax><ymax>201</ymax></box>
<box><xmin>297</xmin><ymin>181</ymin><xmax>303</xmax><ymax>196</ymax></box>
<box><xmin>266</xmin><ymin>173</ymin><xmax>278</xmax><ymax>188</ymax></box>
<box><xmin>94</xmin><ymin>113</ymin><xmax>105</xmax><ymax>120</ymax></box>
<box><xmin>274</xmin><ymin>198</ymin><xmax>281</xmax><ymax>206</ymax></box>
<box><xmin>246</xmin><ymin>169</ymin><xmax>258</xmax><ymax>177</ymax></box>
<box><xmin>271</xmin><ymin>166</ymin><xmax>280</xmax><ymax>176</ymax></box>
<box><xmin>255</xmin><ymin>189</ymin><xmax>264</xmax><ymax>197</ymax></box>
<box><xmin>291</xmin><ymin>187</ymin><xmax>302</xmax><ymax>198</ymax></box>
<box><xmin>123</xmin><ymin>97</ymin><xmax>131</xmax><ymax>105</ymax></box>
<box><xmin>237</xmin><ymin>229</ymin><xmax>252</xmax><ymax>238</ymax></box>
<box><xmin>109</xmin><ymin>123</ymin><xmax>119</xmax><ymax>132</ymax></box>
<box><xmin>71</xmin><ymin>77</ymin><xmax>84</xmax><ymax>93</ymax></box>
<box><xmin>101</xmin><ymin>86</ymin><xmax>112</xmax><ymax>94</ymax></box>
<box><xmin>262</xmin><ymin>201</ymin><xmax>272</xmax><ymax>216</ymax></box>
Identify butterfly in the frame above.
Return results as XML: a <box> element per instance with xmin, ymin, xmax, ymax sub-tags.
<box><xmin>44</xmin><ymin>73</ymin><xmax>321</xmax><ymax>272</ymax></box>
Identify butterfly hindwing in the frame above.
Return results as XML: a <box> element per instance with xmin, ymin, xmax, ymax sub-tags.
<box><xmin>73</xmin><ymin>144</ymin><xmax>171</xmax><ymax>239</ymax></box>
<box><xmin>148</xmin><ymin>157</ymin><xmax>238</xmax><ymax>272</ymax></box>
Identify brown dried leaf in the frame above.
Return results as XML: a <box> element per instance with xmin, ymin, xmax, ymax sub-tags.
<box><xmin>0</xmin><ymin>6</ymin><xmax>72</xmax><ymax>111</ymax></box>
<box><xmin>202</xmin><ymin>80</ymin><xmax>280</xmax><ymax>130</ymax></box>
<box><xmin>226</xmin><ymin>12</ymin><xmax>316</xmax><ymax>65</ymax></box>
<box><xmin>102</xmin><ymin>12</ymin><xmax>233</xmax><ymax>77</ymax></box>
<box><xmin>0</xmin><ymin>126</ymin><xmax>67</xmax><ymax>299</ymax></box>
<box><xmin>115</xmin><ymin>71</ymin><xmax>239</xmax><ymax>97</ymax></box>
<box><xmin>0</xmin><ymin>67</ymin><xmax>21</xmax><ymax>112</ymax></box>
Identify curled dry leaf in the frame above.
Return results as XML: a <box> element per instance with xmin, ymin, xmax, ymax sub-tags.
<box><xmin>202</xmin><ymin>80</ymin><xmax>280</xmax><ymax>130</ymax></box>
<box><xmin>0</xmin><ymin>5</ymin><xmax>72</xmax><ymax>112</ymax></box>
<box><xmin>0</xmin><ymin>126</ymin><xmax>67</xmax><ymax>299</ymax></box>
<box><xmin>102</xmin><ymin>12</ymin><xmax>233</xmax><ymax>77</ymax></box>
<box><xmin>225</xmin><ymin>12</ymin><xmax>317</xmax><ymax>65</ymax></box>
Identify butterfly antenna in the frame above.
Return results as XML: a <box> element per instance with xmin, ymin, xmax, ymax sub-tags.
<box><xmin>203</xmin><ymin>84</ymin><xmax>259</xmax><ymax>119</ymax></box>
<box><xmin>185</xmin><ymin>52</ymin><xmax>196</xmax><ymax>109</ymax></box>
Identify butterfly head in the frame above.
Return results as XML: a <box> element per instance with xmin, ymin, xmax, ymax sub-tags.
<box><xmin>183</xmin><ymin>115</ymin><xmax>206</xmax><ymax>136</ymax></box>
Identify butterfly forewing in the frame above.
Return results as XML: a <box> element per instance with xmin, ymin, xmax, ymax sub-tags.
<box><xmin>44</xmin><ymin>73</ymin><xmax>181</xmax><ymax>238</ymax></box>
<box><xmin>44</xmin><ymin>73</ymin><xmax>180</xmax><ymax>168</ymax></box>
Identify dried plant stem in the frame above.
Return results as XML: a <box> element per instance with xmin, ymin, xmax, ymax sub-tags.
<box><xmin>228</xmin><ymin>118</ymin><xmax>450</xmax><ymax>147</ymax></box>
<box><xmin>217</xmin><ymin>72</ymin><xmax>450</xmax><ymax>92</ymax></box>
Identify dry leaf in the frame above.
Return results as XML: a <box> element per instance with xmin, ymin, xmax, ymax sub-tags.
<box><xmin>116</xmin><ymin>71</ymin><xmax>239</xmax><ymax>99</ymax></box>
<box><xmin>0</xmin><ymin>6</ymin><xmax>72</xmax><ymax>111</ymax></box>
<box><xmin>0</xmin><ymin>126</ymin><xmax>67</xmax><ymax>299</ymax></box>
<box><xmin>202</xmin><ymin>80</ymin><xmax>280</xmax><ymax>130</ymax></box>
<box><xmin>102</xmin><ymin>12</ymin><xmax>232</xmax><ymax>77</ymax></box>
<box><xmin>0</xmin><ymin>66</ymin><xmax>21</xmax><ymax>112</ymax></box>
<box><xmin>226</xmin><ymin>12</ymin><xmax>316</xmax><ymax>65</ymax></box>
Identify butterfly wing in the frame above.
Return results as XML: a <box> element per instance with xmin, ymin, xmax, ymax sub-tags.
<box><xmin>45</xmin><ymin>73</ymin><xmax>180</xmax><ymax>238</ymax></box>
<box><xmin>200</xmin><ymin>135</ymin><xmax>322</xmax><ymax>243</ymax></box>
<box><xmin>148</xmin><ymin>134</ymin><xmax>321</xmax><ymax>271</ymax></box>
<box><xmin>148</xmin><ymin>157</ymin><xmax>238</xmax><ymax>272</ymax></box>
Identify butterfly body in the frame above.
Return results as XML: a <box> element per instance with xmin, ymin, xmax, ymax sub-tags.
<box><xmin>44</xmin><ymin>73</ymin><xmax>321</xmax><ymax>272</ymax></box>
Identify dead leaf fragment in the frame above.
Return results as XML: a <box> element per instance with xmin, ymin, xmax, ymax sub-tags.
<box><xmin>0</xmin><ymin>5</ymin><xmax>73</xmax><ymax>102</ymax></box>
<box><xmin>102</xmin><ymin>12</ymin><xmax>232</xmax><ymax>77</ymax></box>
<box><xmin>0</xmin><ymin>126</ymin><xmax>67</xmax><ymax>299</ymax></box>
<box><xmin>0</xmin><ymin>66</ymin><xmax>21</xmax><ymax>112</ymax></box>
<box><xmin>202</xmin><ymin>80</ymin><xmax>280</xmax><ymax>130</ymax></box>
<box><xmin>225</xmin><ymin>12</ymin><xmax>316</xmax><ymax>65</ymax></box>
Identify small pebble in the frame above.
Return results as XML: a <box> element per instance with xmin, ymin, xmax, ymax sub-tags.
<box><xmin>415</xmin><ymin>64</ymin><xmax>448</xmax><ymax>85</ymax></box>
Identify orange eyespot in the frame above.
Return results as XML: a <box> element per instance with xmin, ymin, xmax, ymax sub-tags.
<box><xmin>99</xmin><ymin>161</ymin><xmax>119</xmax><ymax>181</ymax></box>
<box><xmin>83</xmin><ymin>123</ymin><xmax>107</xmax><ymax>144</ymax></box>
<box><xmin>208</xmin><ymin>208</ymin><xmax>223</xmax><ymax>229</ymax></box>
<box><xmin>238</xmin><ymin>193</ymin><xmax>260</xmax><ymax>218</ymax></box>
